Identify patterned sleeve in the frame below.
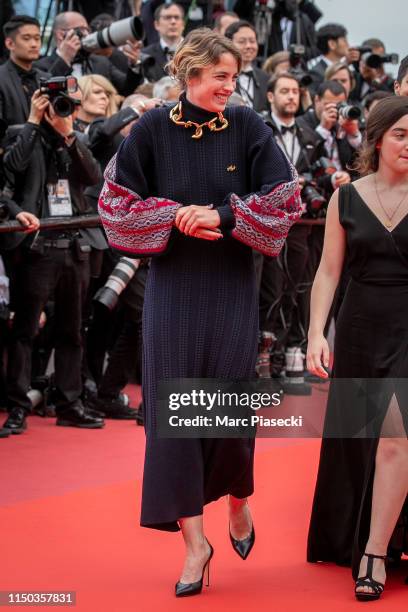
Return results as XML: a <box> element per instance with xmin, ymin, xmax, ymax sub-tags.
<box><xmin>98</xmin><ymin>116</ymin><xmax>182</xmax><ymax>257</ymax></box>
<box><xmin>227</xmin><ymin>113</ymin><xmax>302</xmax><ymax>257</ymax></box>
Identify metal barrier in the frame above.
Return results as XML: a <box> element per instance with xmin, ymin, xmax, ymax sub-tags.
<box><xmin>0</xmin><ymin>214</ymin><xmax>325</xmax><ymax>234</ymax></box>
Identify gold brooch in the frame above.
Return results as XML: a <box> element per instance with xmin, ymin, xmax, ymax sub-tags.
<box><xmin>169</xmin><ymin>101</ymin><xmax>229</xmax><ymax>140</ymax></box>
<box><xmin>227</xmin><ymin>165</ymin><xmax>236</xmax><ymax>172</ymax></box>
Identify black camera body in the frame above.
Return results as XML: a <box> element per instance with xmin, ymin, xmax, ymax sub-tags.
<box><xmin>337</xmin><ymin>102</ymin><xmax>362</xmax><ymax>121</ymax></box>
<box><xmin>301</xmin><ymin>156</ymin><xmax>337</xmax><ymax>217</ymax></box>
<box><xmin>288</xmin><ymin>44</ymin><xmax>312</xmax><ymax>87</ymax></box>
<box><xmin>357</xmin><ymin>46</ymin><xmax>399</xmax><ymax>70</ymax></box>
<box><xmin>39</xmin><ymin>76</ymin><xmax>79</xmax><ymax>118</ymax></box>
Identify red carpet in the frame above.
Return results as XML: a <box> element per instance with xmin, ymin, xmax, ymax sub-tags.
<box><xmin>0</xmin><ymin>386</ymin><xmax>406</xmax><ymax>611</ymax></box>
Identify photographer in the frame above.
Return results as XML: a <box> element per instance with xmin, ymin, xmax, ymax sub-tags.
<box><xmin>258</xmin><ymin>72</ymin><xmax>326</xmax><ymax>389</ymax></box>
<box><xmin>234</xmin><ymin>0</ymin><xmax>318</xmax><ymax>61</ymax></box>
<box><xmin>35</xmin><ymin>11</ymin><xmax>143</xmax><ymax>97</ymax></box>
<box><xmin>308</xmin><ymin>23</ymin><xmax>359</xmax><ymax>92</ymax></box>
<box><xmin>225</xmin><ymin>20</ymin><xmax>269</xmax><ymax>112</ymax></box>
<box><xmin>298</xmin><ymin>80</ymin><xmax>361</xmax><ymax>195</ymax></box>
<box><xmin>352</xmin><ymin>39</ymin><xmax>396</xmax><ymax>102</ymax></box>
<box><xmin>1</xmin><ymin>84</ymin><xmax>105</xmax><ymax>434</ymax></box>
<box><xmin>0</xmin><ymin>15</ymin><xmax>49</xmax><ymax>126</ymax></box>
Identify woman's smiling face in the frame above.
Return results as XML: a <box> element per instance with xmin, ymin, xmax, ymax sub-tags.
<box><xmin>186</xmin><ymin>52</ymin><xmax>239</xmax><ymax>113</ymax></box>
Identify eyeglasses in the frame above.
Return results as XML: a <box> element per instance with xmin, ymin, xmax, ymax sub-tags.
<box><xmin>160</xmin><ymin>15</ymin><xmax>183</xmax><ymax>21</ymax></box>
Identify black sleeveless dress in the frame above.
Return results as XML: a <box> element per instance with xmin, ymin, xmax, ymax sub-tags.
<box><xmin>307</xmin><ymin>183</ymin><xmax>408</xmax><ymax>577</ymax></box>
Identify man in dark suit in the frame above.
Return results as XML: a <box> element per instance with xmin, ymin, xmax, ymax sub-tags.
<box><xmin>143</xmin><ymin>2</ymin><xmax>185</xmax><ymax>83</ymax></box>
<box><xmin>308</xmin><ymin>23</ymin><xmax>359</xmax><ymax>93</ymax></box>
<box><xmin>1</xmin><ymin>86</ymin><xmax>106</xmax><ymax>434</ymax></box>
<box><xmin>35</xmin><ymin>11</ymin><xmax>143</xmax><ymax>96</ymax></box>
<box><xmin>0</xmin><ymin>15</ymin><xmax>48</xmax><ymax>126</ymax></box>
<box><xmin>225</xmin><ymin>20</ymin><xmax>269</xmax><ymax>113</ymax></box>
<box><xmin>257</xmin><ymin>72</ymin><xmax>327</xmax><ymax>390</ymax></box>
<box><xmin>234</xmin><ymin>0</ymin><xmax>318</xmax><ymax>61</ymax></box>
<box><xmin>297</xmin><ymin>80</ymin><xmax>361</xmax><ymax>193</ymax></box>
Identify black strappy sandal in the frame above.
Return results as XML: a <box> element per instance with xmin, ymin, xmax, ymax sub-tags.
<box><xmin>355</xmin><ymin>553</ymin><xmax>387</xmax><ymax>601</ymax></box>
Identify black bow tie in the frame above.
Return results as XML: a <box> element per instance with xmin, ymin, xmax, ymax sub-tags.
<box><xmin>280</xmin><ymin>124</ymin><xmax>296</xmax><ymax>135</ymax></box>
<box><xmin>241</xmin><ymin>70</ymin><xmax>254</xmax><ymax>79</ymax></box>
<box><xmin>163</xmin><ymin>47</ymin><xmax>175</xmax><ymax>59</ymax></box>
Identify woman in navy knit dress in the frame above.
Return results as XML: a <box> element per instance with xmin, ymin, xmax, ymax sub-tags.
<box><xmin>99</xmin><ymin>28</ymin><xmax>301</xmax><ymax>596</ymax></box>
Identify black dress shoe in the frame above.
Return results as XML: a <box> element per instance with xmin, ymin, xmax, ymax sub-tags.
<box><xmin>2</xmin><ymin>408</ymin><xmax>27</xmax><ymax>434</ymax></box>
<box><xmin>0</xmin><ymin>428</ymin><xmax>10</xmax><ymax>438</ymax></box>
<box><xmin>91</xmin><ymin>396</ymin><xmax>140</xmax><ymax>420</ymax></box>
<box><xmin>175</xmin><ymin>541</ymin><xmax>214</xmax><ymax>597</ymax></box>
<box><xmin>229</xmin><ymin>525</ymin><xmax>255</xmax><ymax>560</ymax></box>
<box><xmin>56</xmin><ymin>402</ymin><xmax>105</xmax><ymax>429</ymax></box>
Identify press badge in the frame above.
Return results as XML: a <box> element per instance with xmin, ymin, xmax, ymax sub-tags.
<box><xmin>47</xmin><ymin>179</ymin><xmax>73</xmax><ymax>217</ymax></box>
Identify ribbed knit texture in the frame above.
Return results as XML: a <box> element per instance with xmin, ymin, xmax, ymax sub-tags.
<box><xmin>101</xmin><ymin>98</ymin><xmax>299</xmax><ymax>530</ymax></box>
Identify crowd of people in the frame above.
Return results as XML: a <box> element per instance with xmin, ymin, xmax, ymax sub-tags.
<box><xmin>0</xmin><ymin>0</ymin><xmax>407</xmax><ymax>602</ymax></box>
<box><xmin>1</xmin><ymin>0</ymin><xmax>406</xmax><ymax>433</ymax></box>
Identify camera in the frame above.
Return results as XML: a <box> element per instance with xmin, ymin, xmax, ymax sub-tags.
<box><xmin>39</xmin><ymin>76</ymin><xmax>79</xmax><ymax>117</ymax></box>
<box><xmin>93</xmin><ymin>257</ymin><xmax>139</xmax><ymax>311</ymax></box>
<box><xmin>288</xmin><ymin>44</ymin><xmax>312</xmax><ymax>88</ymax></box>
<box><xmin>301</xmin><ymin>156</ymin><xmax>337</xmax><ymax>217</ymax></box>
<box><xmin>301</xmin><ymin>175</ymin><xmax>326</xmax><ymax>217</ymax></box>
<box><xmin>365</xmin><ymin>53</ymin><xmax>399</xmax><ymax>69</ymax></box>
<box><xmin>77</xmin><ymin>17</ymin><xmax>144</xmax><ymax>54</ymax></box>
<box><xmin>337</xmin><ymin>102</ymin><xmax>362</xmax><ymax>121</ymax></box>
<box><xmin>357</xmin><ymin>47</ymin><xmax>399</xmax><ymax>70</ymax></box>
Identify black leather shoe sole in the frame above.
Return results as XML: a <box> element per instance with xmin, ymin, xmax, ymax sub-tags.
<box><xmin>3</xmin><ymin>422</ymin><xmax>27</xmax><ymax>435</ymax></box>
<box><xmin>56</xmin><ymin>419</ymin><xmax>105</xmax><ymax>429</ymax></box>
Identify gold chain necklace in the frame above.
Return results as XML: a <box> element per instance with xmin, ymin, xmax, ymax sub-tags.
<box><xmin>374</xmin><ymin>174</ymin><xmax>408</xmax><ymax>228</ymax></box>
<box><xmin>169</xmin><ymin>101</ymin><xmax>229</xmax><ymax>140</ymax></box>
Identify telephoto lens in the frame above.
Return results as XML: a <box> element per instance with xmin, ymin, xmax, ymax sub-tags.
<box><xmin>93</xmin><ymin>257</ymin><xmax>140</xmax><ymax>311</ymax></box>
<box><xmin>337</xmin><ymin>102</ymin><xmax>362</xmax><ymax>121</ymax></box>
<box><xmin>80</xmin><ymin>17</ymin><xmax>144</xmax><ymax>52</ymax></box>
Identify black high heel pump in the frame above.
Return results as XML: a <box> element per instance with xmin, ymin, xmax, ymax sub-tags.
<box><xmin>175</xmin><ymin>541</ymin><xmax>214</xmax><ymax>597</ymax></box>
<box><xmin>229</xmin><ymin>524</ymin><xmax>255</xmax><ymax>560</ymax></box>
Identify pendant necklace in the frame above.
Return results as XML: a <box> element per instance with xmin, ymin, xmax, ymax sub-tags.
<box><xmin>374</xmin><ymin>174</ymin><xmax>408</xmax><ymax>229</ymax></box>
<box><xmin>169</xmin><ymin>101</ymin><xmax>228</xmax><ymax>140</ymax></box>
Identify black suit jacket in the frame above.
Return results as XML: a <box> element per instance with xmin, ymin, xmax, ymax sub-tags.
<box><xmin>0</xmin><ymin>60</ymin><xmax>50</xmax><ymax>126</ymax></box>
<box><xmin>266</xmin><ymin>114</ymin><xmax>326</xmax><ymax>175</ymax></box>
<box><xmin>236</xmin><ymin>66</ymin><xmax>269</xmax><ymax>113</ymax></box>
<box><xmin>35</xmin><ymin>50</ymin><xmax>142</xmax><ymax>96</ymax></box>
<box><xmin>297</xmin><ymin>108</ymin><xmax>359</xmax><ymax>192</ymax></box>
<box><xmin>2</xmin><ymin>122</ymin><xmax>106</xmax><ymax>251</ymax></box>
<box><xmin>143</xmin><ymin>42</ymin><xmax>169</xmax><ymax>83</ymax></box>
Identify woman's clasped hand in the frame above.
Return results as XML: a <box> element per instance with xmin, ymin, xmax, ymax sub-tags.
<box><xmin>175</xmin><ymin>205</ymin><xmax>222</xmax><ymax>240</ymax></box>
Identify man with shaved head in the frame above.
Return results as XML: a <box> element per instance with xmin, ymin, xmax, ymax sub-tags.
<box><xmin>35</xmin><ymin>11</ymin><xmax>142</xmax><ymax>96</ymax></box>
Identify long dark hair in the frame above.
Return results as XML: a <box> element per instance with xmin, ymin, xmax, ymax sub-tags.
<box><xmin>354</xmin><ymin>96</ymin><xmax>408</xmax><ymax>176</ymax></box>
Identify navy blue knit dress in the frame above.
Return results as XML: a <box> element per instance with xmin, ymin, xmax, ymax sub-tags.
<box><xmin>99</xmin><ymin>96</ymin><xmax>301</xmax><ymax>531</ymax></box>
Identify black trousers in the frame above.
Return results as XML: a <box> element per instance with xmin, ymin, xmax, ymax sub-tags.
<box><xmin>6</xmin><ymin>246</ymin><xmax>90</xmax><ymax>413</ymax></box>
<box><xmin>98</xmin><ymin>266</ymin><xmax>148</xmax><ymax>397</ymax></box>
<box><xmin>259</xmin><ymin>224</ymin><xmax>312</xmax><ymax>348</ymax></box>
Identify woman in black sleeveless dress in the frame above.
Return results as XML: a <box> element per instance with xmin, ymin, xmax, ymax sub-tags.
<box><xmin>99</xmin><ymin>29</ymin><xmax>301</xmax><ymax>595</ymax></box>
<box><xmin>307</xmin><ymin>96</ymin><xmax>408</xmax><ymax>601</ymax></box>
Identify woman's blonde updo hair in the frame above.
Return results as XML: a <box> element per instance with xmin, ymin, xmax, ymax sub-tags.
<box><xmin>78</xmin><ymin>74</ymin><xmax>121</xmax><ymax>117</ymax></box>
<box><xmin>168</xmin><ymin>27</ymin><xmax>242</xmax><ymax>90</ymax></box>
<box><xmin>353</xmin><ymin>96</ymin><xmax>408</xmax><ymax>176</ymax></box>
